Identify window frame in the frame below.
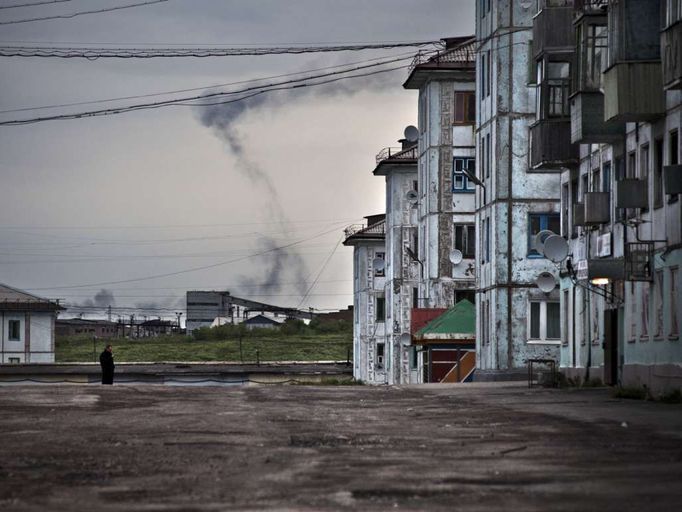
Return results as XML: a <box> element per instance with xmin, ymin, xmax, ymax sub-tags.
<box><xmin>527</xmin><ymin>300</ymin><xmax>561</xmax><ymax>344</ymax></box>
<box><xmin>454</xmin><ymin>224</ymin><xmax>476</xmax><ymax>259</ymax></box>
<box><xmin>8</xmin><ymin>319</ymin><xmax>21</xmax><ymax>341</ymax></box>
<box><xmin>528</xmin><ymin>213</ymin><xmax>561</xmax><ymax>258</ymax></box>
<box><xmin>453</xmin><ymin>91</ymin><xmax>476</xmax><ymax>124</ymax></box>
<box><xmin>452</xmin><ymin>157</ymin><xmax>476</xmax><ymax>193</ymax></box>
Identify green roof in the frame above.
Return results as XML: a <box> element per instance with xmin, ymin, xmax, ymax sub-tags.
<box><xmin>414</xmin><ymin>299</ymin><xmax>475</xmax><ymax>340</ymax></box>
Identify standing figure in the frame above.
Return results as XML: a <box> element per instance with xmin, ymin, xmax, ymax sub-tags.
<box><xmin>99</xmin><ymin>344</ymin><xmax>115</xmax><ymax>385</ymax></box>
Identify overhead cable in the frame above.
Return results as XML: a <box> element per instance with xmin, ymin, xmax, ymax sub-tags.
<box><xmin>0</xmin><ymin>53</ymin><xmax>424</xmax><ymax>126</ymax></box>
<box><xmin>0</xmin><ymin>41</ymin><xmax>439</xmax><ymax>58</ymax></box>
<box><xmin>0</xmin><ymin>0</ymin><xmax>168</xmax><ymax>25</ymax></box>
<box><xmin>0</xmin><ymin>0</ymin><xmax>72</xmax><ymax>9</ymax></box>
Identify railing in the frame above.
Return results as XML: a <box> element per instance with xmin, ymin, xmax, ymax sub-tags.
<box><xmin>344</xmin><ymin>222</ymin><xmax>386</xmax><ymax>239</ymax></box>
<box><xmin>375</xmin><ymin>145</ymin><xmax>418</xmax><ymax>164</ymax></box>
<box><xmin>407</xmin><ymin>44</ymin><xmax>476</xmax><ymax>75</ymax></box>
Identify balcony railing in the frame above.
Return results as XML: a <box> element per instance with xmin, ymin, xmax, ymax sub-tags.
<box><xmin>407</xmin><ymin>44</ymin><xmax>476</xmax><ymax>75</ymax></box>
<box><xmin>344</xmin><ymin>222</ymin><xmax>386</xmax><ymax>239</ymax></box>
<box><xmin>573</xmin><ymin>0</ymin><xmax>608</xmax><ymax>13</ymax></box>
<box><xmin>375</xmin><ymin>145</ymin><xmax>418</xmax><ymax>164</ymax></box>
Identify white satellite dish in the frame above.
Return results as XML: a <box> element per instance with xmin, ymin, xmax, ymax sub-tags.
<box><xmin>400</xmin><ymin>333</ymin><xmax>412</xmax><ymax>346</ymax></box>
<box><xmin>404</xmin><ymin>125</ymin><xmax>419</xmax><ymax>142</ymax></box>
<box><xmin>449</xmin><ymin>249</ymin><xmax>463</xmax><ymax>265</ymax></box>
<box><xmin>405</xmin><ymin>190</ymin><xmax>419</xmax><ymax>204</ymax></box>
<box><xmin>536</xmin><ymin>272</ymin><xmax>556</xmax><ymax>293</ymax></box>
<box><xmin>372</xmin><ymin>257</ymin><xmax>385</xmax><ymax>271</ymax></box>
<box><xmin>533</xmin><ymin>229</ymin><xmax>555</xmax><ymax>255</ymax></box>
<box><xmin>543</xmin><ymin>235</ymin><xmax>569</xmax><ymax>263</ymax></box>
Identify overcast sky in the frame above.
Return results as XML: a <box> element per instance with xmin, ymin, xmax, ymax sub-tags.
<box><xmin>0</xmin><ymin>0</ymin><xmax>474</xmax><ymax>320</ymax></box>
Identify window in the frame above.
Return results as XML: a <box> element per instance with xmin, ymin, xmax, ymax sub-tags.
<box><xmin>528</xmin><ymin>213</ymin><xmax>560</xmax><ymax>257</ymax></box>
<box><xmin>454</xmin><ymin>92</ymin><xmax>475</xmax><ymax>124</ymax></box>
<box><xmin>480</xmin><ymin>53</ymin><xmax>487</xmax><ymax>100</ymax></box>
<box><xmin>486</xmin><ymin>51</ymin><xmax>491</xmax><ymax>97</ymax></box>
<box><xmin>454</xmin><ymin>224</ymin><xmax>475</xmax><ymax>259</ymax></box>
<box><xmin>481</xmin><ymin>297</ymin><xmax>488</xmax><ymax>345</ymax></box>
<box><xmin>486</xmin><ymin>133</ymin><xmax>491</xmax><ymax>179</ymax></box>
<box><xmin>641</xmin><ymin>284</ymin><xmax>650</xmax><ymax>339</ymax></box>
<box><xmin>480</xmin><ymin>138</ymin><xmax>486</xmax><ymax>183</ymax></box>
<box><xmin>562</xmin><ymin>290</ymin><xmax>569</xmax><ymax>346</ymax></box>
<box><xmin>8</xmin><ymin>357</ymin><xmax>20</xmax><ymax>364</ymax></box>
<box><xmin>376</xmin><ymin>297</ymin><xmax>385</xmax><ymax>322</ymax></box>
<box><xmin>665</xmin><ymin>0</ymin><xmax>682</xmax><ymax>27</ymax></box>
<box><xmin>374</xmin><ymin>252</ymin><xmax>385</xmax><ymax>277</ymax></box>
<box><xmin>537</xmin><ymin>60</ymin><xmax>570</xmax><ymax>119</ymax></box>
<box><xmin>562</xmin><ymin>184</ymin><xmax>569</xmax><ymax>237</ymax></box>
<box><xmin>655</xmin><ymin>271</ymin><xmax>664</xmax><ymax>338</ymax></box>
<box><xmin>640</xmin><ymin>144</ymin><xmax>650</xmax><ymax>211</ymax></box>
<box><xmin>8</xmin><ymin>320</ymin><xmax>20</xmax><ymax>341</ymax></box>
<box><xmin>581</xmin><ymin>173</ymin><xmax>589</xmax><ymax>202</ymax></box>
<box><xmin>669</xmin><ymin>130</ymin><xmax>679</xmax><ymax>203</ymax></box>
<box><xmin>654</xmin><ymin>138</ymin><xmax>664</xmax><ymax>208</ymax></box>
<box><xmin>591</xmin><ymin>168</ymin><xmax>600</xmax><ymax>192</ymax></box>
<box><xmin>453</xmin><ymin>157</ymin><xmax>476</xmax><ymax>192</ymax></box>
<box><xmin>670</xmin><ymin>267</ymin><xmax>679</xmax><ymax>337</ymax></box>
<box><xmin>529</xmin><ymin>301</ymin><xmax>560</xmax><ymax>342</ymax></box>
<box><xmin>410</xmin><ymin>346</ymin><xmax>418</xmax><ymax>369</ymax></box>
<box><xmin>571</xmin><ymin>177</ymin><xmax>579</xmax><ymax>237</ymax></box>
<box><xmin>602</xmin><ymin>161</ymin><xmax>611</xmax><ymax>194</ymax></box>
<box><xmin>412</xmin><ymin>287</ymin><xmax>418</xmax><ymax>309</ymax></box>
<box><xmin>376</xmin><ymin>342</ymin><xmax>385</xmax><ymax>369</ymax></box>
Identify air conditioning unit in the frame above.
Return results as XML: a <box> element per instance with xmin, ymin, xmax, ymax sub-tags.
<box><xmin>584</xmin><ymin>192</ymin><xmax>610</xmax><ymax>225</ymax></box>
<box><xmin>596</xmin><ymin>233</ymin><xmax>612</xmax><ymax>257</ymax></box>
<box><xmin>616</xmin><ymin>179</ymin><xmax>649</xmax><ymax>209</ymax></box>
<box><xmin>664</xmin><ymin>165</ymin><xmax>682</xmax><ymax>195</ymax></box>
<box><xmin>573</xmin><ymin>203</ymin><xmax>585</xmax><ymax>226</ymax></box>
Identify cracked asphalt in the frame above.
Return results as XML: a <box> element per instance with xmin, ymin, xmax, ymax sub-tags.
<box><xmin>0</xmin><ymin>382</ymin><xmax>681</xmax><ymax>511</ymax></box>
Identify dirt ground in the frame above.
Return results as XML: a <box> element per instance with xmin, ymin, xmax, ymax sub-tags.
<box><xmin>0</xmin><ymin>382</ymin><xmax>681</xmax><ymax>511</ymax></box>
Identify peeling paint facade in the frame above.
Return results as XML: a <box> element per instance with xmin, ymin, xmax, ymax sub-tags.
<box><xmin>555</xmin><ymin>0</ymin><xmax>682</xmax><ymax>394</ymax></box>
<box><xmin>343</xmin><ymin>216</ymin><xmax>387</xmax><ymax>384</ymax></box>
<box><xmin>475</xmin><ymin>1</ymin><xmax>562</xmax><ymax>374</ymax></box>
<box><xmin>404</xmin><ymin>40</ymin><xmax>478</xmax><ymax>314</ymax></box>
<box><xmin>374</xmin><ymin>147</ymin><xmax>420</xmax><ymax>384</ymax></box>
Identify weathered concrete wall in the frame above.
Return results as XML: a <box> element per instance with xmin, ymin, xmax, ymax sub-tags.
<box><xmin>352</xmin><ymin>242</ymin><xmax>386</xmax><ymax>385</ymax></box>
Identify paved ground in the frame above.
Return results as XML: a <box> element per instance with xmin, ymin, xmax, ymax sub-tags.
<box><xmin>0</xmin><ymin>382</ymin><xmax>681</xmax><ymax>511</ymax></box>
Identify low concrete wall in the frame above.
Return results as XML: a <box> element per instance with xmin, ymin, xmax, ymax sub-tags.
<box><xmin>0</xmin><ymin>362</ymin><xmax>353</xmax><ymax>386</ymax></box>
<box><xmin>622</xmin><ymin>363</ymin><xmax>682</xmax><ymax>396</ymax></box>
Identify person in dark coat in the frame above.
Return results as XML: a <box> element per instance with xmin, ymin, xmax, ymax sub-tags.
<box><xmin>99</xmin><ymin>344</ymin><xmax>115</xmax><ymax>385</ymax></box>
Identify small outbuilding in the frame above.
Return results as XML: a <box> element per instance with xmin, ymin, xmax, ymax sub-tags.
<box><xmin>242</xmin><ymin>314</ymin><xmax>282</xmax><ymax>331</ymax></box>
<box><xmin>412</xmin><ymin>299</ymin><xmax>476</xmax><ymax>383</ymax></box>
<box><xmin>1</xmin><ymin>284</ymin><xmax>65</xmax><ymax>363</ymax></box>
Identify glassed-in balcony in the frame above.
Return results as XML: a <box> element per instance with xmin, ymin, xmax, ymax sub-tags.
<box><xmin>662</xmin><ymin>19</ymin><xmax>682</xmax><ymax>90</ymax></box>
<box><xmin>532</xmin><ymin>1</ymin><xmax>575</xmax><ymax>58</ymax></box>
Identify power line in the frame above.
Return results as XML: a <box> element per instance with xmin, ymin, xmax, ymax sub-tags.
<box><xmin>0</xmin><ymin>0</ymin><xmax>72</xmax><ymax>9</ymax></box>
<box><xmin>0</xmin><ymin>51</ymin><xmax>417</xmax><ymax>114</ymax></box>
<box><xmin>27</xmin><ymin>223</ymin><xmax>349</xmax><ymax>290</ymax></box>
<box><xmin>0</xmin><ymin>0</ymin><xmax>169</xmax><ymax>25</ymax></box>
<box><xmin>298</xmin><ymin>235</ymin><xmax>344</xmax><ymax>309</ymax></box>
<box><xmin>0</xmin><ymin>53</ymin><xmax>421</xmax><ymax>125</ymax></box>
<box><xmin>0</xmin><ymin>41</ymin><xmax>439</xmax><ymax>58</ymax></box>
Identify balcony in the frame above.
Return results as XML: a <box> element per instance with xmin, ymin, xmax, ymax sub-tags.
<box><xmin>529</xmin><ymin>120</ymin><xmax>578</xmax><ymax>170</ymax></box>
<box><xmin>375</xmin><ymin>145</ymin><xmax>418</xmax><ymax>165</ymax></box>
<box><xmin>616</xmin><ymin>179</ymin><xmax>648</xmax><ymax>209</ymax></box>
<box><xmin>603</xmin><ymin>62</ymin><xmax>665</xmax><ymax>122</ymax></box>
<box><xmin>584</xmin><ymin>191</ymin><xmax>610</xmax><ymax>225</ymax></box>
<box><xmin>532</xmin><ymin>4</ymin><xmax>575</xmax><ymax>58</ymax></box>
<box><xmin>662</xmin><ymin>20</ymin><xmax>682</xmax><ymax>90</ymax></box>
<box><xmin>570</xmin><ymin>92</ymin><xmax>624</xmax><ymax>144</ymax></box>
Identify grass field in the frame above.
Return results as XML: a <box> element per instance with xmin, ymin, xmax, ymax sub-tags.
<box><xmin>56</xmin><ymin>333</ymin><xmax>353</xmax><ymax>363</ymax></box>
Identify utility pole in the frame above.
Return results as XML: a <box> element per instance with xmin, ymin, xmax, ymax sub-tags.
<box><xmin>107</xmin><ymin>305</ymin><xmax>112</xmax><ymax>322</ymax></box>
<box><xmin>175</xmin><ymin>312</ymin><xmax>183</xmax><ymax>333</ymax></box>
<box><xmin>130</xmin><ymin>314</ymin><xmax>135</xmax><ymax>339</ymax></box>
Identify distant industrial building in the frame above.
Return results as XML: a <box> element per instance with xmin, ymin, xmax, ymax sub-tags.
<box><xmin>56</xmin><ymin>318</ymin><xmax>119</xmax><ymax>338</ymax></box>
<box><xmin>185</xmin><ymin>291</ymin><xmax>311</xmax><ymax>335</ymax></box>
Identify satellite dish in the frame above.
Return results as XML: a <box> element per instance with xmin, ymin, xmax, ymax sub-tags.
<box><xmin>405</xmin><ymin>190</ymin><xmax>418</xmax><ymax>204</ymax></box>
<box><xmin>400</xmin><ymin>333</ymin><xmax>412</xmax><ymax>346</ymax></box>
<box><xmin>404</xmin><ymin>125</ymin><xmax>419</xmax><ymax>142</ymax></box>
<box><xmin>449</xmin><ymin>249</ymin><xmax>463</xmax><ymax>265</ymax></box>
<box><xmin>372</xmin><ymin>257</ymin><xmax>385</xmax><ymax>271</ymax></box>
<box><xmin>543</xmin><ymin>235</ymin><xmax>569</xmax><ymax>263</ymax></box>
<box><xmin>533</xmin><ymin>229</ymin><xmax>555</xmax><ymax>255</ymax></box>
<box><xmin>536</xmin><ymin>272</ymin><xmax>556</xmax><ymax>293</ymax></box>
